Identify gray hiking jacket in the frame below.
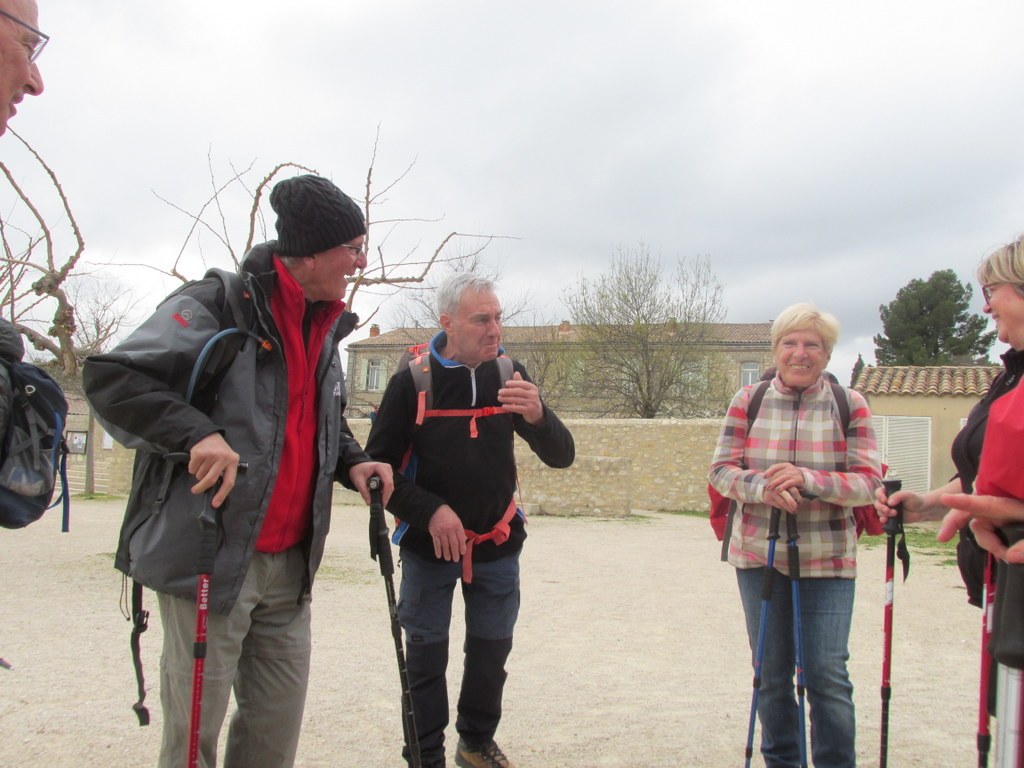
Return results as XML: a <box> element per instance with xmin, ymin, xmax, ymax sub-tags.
<box><xmin>83</xmin><ymin>244</ymin><xmax>370</xmax><ymax>614</ymax></box>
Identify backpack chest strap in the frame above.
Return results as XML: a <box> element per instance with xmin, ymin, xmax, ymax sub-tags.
<box><xmin>414</xmin><ymin>394</ymin><xmax>509</xmax><ymax>438</ymax></box>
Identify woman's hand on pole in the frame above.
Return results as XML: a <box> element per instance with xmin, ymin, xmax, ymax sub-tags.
<box><xmin>764</xmin><ymin>486</ymin><xmax>800</xmax><ymax>513</ymax></box>
<box><xmin>875</xmin><ymin>486</ymin><xmax>928</xmax><ymax>525</ymax></box>
<box><xmin>763</xmin><ymin>463</ymin><xmax>804</xmax><ymax>513</ymax></box>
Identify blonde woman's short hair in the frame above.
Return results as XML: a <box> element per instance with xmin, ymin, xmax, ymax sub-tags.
<box><xmin>771</xmin><ymin>302</ymin><xmax>840</xmax><ymax>356</ymax></box>
<box><xmin>978</xmin><ymin>235</ymin><xmax>1024</xmax><ymax>292</ymax></box>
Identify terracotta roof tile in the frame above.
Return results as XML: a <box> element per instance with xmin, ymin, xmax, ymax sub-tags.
<box><xmin>852</xmin><ymin>365</ymin><xmax>1002</xmax><ymax>396</ymax></box>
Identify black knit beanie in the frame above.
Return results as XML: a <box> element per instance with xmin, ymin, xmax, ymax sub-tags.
<box><xmin>269</xmin><ymin>174</ymin><xmax>366</xmax><ymax>258</ymax></box>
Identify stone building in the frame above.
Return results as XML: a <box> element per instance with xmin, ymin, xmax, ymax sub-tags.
<box><xmin>344</xmin><ymin>321</ymin><xmax>774</xmax><ymax>418</ymax></box>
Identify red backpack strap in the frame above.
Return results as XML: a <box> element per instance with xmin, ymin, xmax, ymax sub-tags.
<box><xmin>461</xmin><ymin>497</ymin><xmax>518</xmax><ymax>583</ymax></box>
<box><xmin>410</xmin><ymin>350</ymin><xmax>515</xmax><ymax>437</ymax></box>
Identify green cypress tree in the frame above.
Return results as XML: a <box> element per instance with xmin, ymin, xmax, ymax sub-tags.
<box><xmin>873</xmin><ymin>269</ymin><xmax>995</xmax><ymax>365</ymax></box>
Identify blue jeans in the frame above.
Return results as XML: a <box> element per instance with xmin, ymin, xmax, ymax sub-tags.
<box><xmin>398</xmin><ymin>549</ymin><xmax>521</xmax><ymax>643</ymax></box>
<box><xmin>736</xmin><ymin>567</ymin><xmax>856</xmax><ymax>768</ymax></box>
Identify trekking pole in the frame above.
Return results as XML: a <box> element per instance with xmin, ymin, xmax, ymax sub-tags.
<box><xmin>979</xmin><ymin>554</ymin><xmax>996</xmax><ymax>768</ymax></box>
<box><xmin>880</xmin><ymin>478</ymin><xmax>910</xmax><ymax>768</ymax></box>
<box><xmin>368</xmin><ymin>475</ymin><xmax>421</xmax><ymax>768</ymax></box>
<box><xmin>745</xmin><ymin>507</ymin><xmax>783</xmax><ymax>768</ymax></box>
<box><xmin>785</xmin><ymin>511</ymin><xmax>808</xmax><ymax>768</ymax></box>
<box><xmin>164</xmin><ymin>452</ymin><xmax>248</xmax><ymax>768</ymax></box>
<box><xmin>992</xmin><ymin>523</ymin><xmax>1024</xmax><ymax>768</ymax></box>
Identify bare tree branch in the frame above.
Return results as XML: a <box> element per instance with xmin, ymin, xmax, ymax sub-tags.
<box><xmin>561</xmin><ymin>244</ymin><xmax>727</xmax><ymax>418</ymax></box>
<box><xmin>1</xmin><ymin>129</ymin><xmax>87</xmax><ymax>371</ymax></box>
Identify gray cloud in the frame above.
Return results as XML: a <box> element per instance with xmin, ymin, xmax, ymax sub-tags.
<box><xmin>9</xmin><ymin>0</ymin><xmax>1023</xmax><ymax>380</ymax></box>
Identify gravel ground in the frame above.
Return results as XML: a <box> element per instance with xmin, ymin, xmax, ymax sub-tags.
<box><xmin>0</xmin><ymin>498</ymin><xmax>988</xmax><ymax>766</ymax></box>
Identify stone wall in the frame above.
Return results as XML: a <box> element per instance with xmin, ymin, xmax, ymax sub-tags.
<box><xmin>85</xmin><ymin>417</ymin><xmax>723</xmax><ymax>517</ymax></box>
<box><xmin>335</xmin><ymin>418</ymin><xmax>722</xmax><ymax>516</ymax></box>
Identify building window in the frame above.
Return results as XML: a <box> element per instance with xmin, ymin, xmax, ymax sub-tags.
<box><xmin>740</xmin><ymin>362</ymin><xmax>760</xmax><ymax>387</ymax></box>
<box><xmin>365</xmin><ymin>359</ymin><xmax>384</xmax><ymax>391</ymax></box>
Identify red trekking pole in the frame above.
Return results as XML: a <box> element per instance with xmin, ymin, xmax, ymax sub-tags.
<box><xmin>187</xmin><ymin>499</ymin><xmax>218</xmax><ymax>768</ymax></box>
<box><xmin>165</xmin><ymin>452</ymin><xmax>246</xmax><ymax>768</ymax></box>
<box><xmin>880</xmin><ymin>478</ymin><xmax>910</xmax><ymax>768</ymax></box>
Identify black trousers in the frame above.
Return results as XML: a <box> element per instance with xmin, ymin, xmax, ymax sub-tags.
<box><xmin>403</xmin><ymin>635</ymin><xmax>513</xmax><ymax>768</ymax></box>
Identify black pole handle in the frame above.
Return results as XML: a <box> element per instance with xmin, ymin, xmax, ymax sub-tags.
<box><xmin>786</xmin><ymin>511</ymin><xmax>801</xmax><ymax>581</ymax></box>
<box><xmin>368</xmin><ymin>476</ymin><xmax>395</xmax><ymax>577</ymax></box>
<box><xmin>882</xmin><ymin>479</ymin><xmax>903</xmax><ymax>536</ymax></box>
<box><xmin>163</xmin><ymin>452</ymin><xmax>249</xmax><ymax>475</ymax></box>
<box><xmin>162</xmin><ymin>452</ymin><xmax>247</xmax><ymax>572</ymax></box>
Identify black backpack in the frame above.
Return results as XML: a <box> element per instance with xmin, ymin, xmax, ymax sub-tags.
<box><xmin>0</xmin><ymin>358</ymin><xmax>70</xmax><ymax>531</ymax></box>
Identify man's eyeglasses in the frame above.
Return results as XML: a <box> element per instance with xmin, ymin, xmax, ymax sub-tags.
<box><xmin>982</xmin><ymin>284</ymin><xmax>999</xmax><ymax>303</ymax></box>
<box><xmin>0</xmin><ymin>9</ymin><xmax>49</xmax><ymax>63</ymax></box>
<box><xmin>339</xmin><ymin>243</ymin><xmax>367</xmax><ymax>256</ymax></box>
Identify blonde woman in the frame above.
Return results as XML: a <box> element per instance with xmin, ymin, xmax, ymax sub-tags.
<box><xmin>710</xmin><ymin>303</ymin><xmax>883</xmax><ymax>768</ymax></box>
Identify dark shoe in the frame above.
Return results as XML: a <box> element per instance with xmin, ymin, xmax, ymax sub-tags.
<box><xmin>454</xmin><ymin>738</ymin><xmax>515</xmax><ymax>768</ymax></box>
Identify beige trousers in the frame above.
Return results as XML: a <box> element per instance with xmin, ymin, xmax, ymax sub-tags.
<box><xmin>155</xmin><ymin>547</ymin><xmax>312</xmax><ymax>768</ymax></box>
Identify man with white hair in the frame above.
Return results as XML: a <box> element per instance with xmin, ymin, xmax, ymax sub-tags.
<box><xmin>366</xmin><ymin>273</ymin><xmax>575</xmax><ymax>768</ymax></box>
<box><xmin>0</xmin><ymin>0</ymin><xmax>46</xmax><ymax>136</ymax></box>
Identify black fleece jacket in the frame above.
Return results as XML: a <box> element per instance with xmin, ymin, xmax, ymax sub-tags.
<box><xmin>365</xmin><ymin>334</ymin><xmax>574</xmax><ymax>563</ymax></box>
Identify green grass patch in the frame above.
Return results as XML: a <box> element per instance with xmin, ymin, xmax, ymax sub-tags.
<box><xmin>860</xmin><ymin>524</ymin><xmax>958</xmax><ymax>565</ymax></box>
<box><xmin>672</xmin><ymin>510</ymin><xmax>959</xmax><ymax>566</ymax></box>
<box><xmin>667</xmin><ymin>508</ymin><xmax>706</xmax><ymax>518</ymax></box>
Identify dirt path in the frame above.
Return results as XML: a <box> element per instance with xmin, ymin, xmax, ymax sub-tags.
<box><xmin>0</xmin><ymin>499</ymin><xmax>984</xmax><ymax>766</ymax></box>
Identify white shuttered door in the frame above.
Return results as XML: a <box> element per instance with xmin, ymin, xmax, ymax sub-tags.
<box><xmin>871</xmin><ymin>415</ymin><xmax>932</xmax><ymax>494</ymax></box>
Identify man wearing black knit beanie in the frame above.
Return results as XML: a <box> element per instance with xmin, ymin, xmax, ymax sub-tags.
<box><xmin>84</xmin><ymin>174</ymin><xmax>392</xmax><ymax>768</ymax></box>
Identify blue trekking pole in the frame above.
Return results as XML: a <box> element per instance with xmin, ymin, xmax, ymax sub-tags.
<box><xmin>745</xmin><ymin>507</ymin><xmax>783</xmax><ymax>768</ymax></box>
<box><xmin>785</xmin><ymin>511</ymin><xmax>808</xmax><ymax>768</ymax></box>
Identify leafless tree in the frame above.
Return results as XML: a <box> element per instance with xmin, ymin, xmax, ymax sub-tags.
<box><xmin>135</xmin><ymin>127</ymin><xmax>511</xmax><ymax>331</ymax></box>
<box><xmin>562</xmin><ymin>244</ymin><xmax>727</xmax><ymax>418</ymax></box>
<box><xmin>1</xmin><ymin>129</ymin><xmax>88</xmax><ymax>373</ymax></box>
<box><xmin>66</xmin><ymin>276</ymin><xmax>142</xmax><ymax>357</ymax></box>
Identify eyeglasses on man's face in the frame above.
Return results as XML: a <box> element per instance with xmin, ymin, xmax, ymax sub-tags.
<box><xmin>339</xmin><ymin>242</ymin><xmax>367</xmax><ymax>256</ymax></box>
<box><xmin>0</xmin><ymin>8</ymin><xmax>49</xmax><ymax>63</ymax></box>
<box><xmin>982</xmin><ymin>284</ymin><xmax>1000</xmax><ymax>304</ymax></box>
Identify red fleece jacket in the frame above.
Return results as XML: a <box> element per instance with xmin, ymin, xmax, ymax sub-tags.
<box><xmin>255</xmin><ymin>257</ymin><xmax>343</xmax><ymax>553</ymax></box>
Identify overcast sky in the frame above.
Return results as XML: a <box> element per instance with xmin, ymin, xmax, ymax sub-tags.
<box><xmin>5</xmin><ymin>0</ymin><xmax>1024</xmax><ymax>382</ymax></box>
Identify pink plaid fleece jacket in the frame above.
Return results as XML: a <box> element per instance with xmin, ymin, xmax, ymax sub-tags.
<box><xmin>708</xmin><ymin>376</ymin><xmax>884</xmax><ymax>578</ymax></box>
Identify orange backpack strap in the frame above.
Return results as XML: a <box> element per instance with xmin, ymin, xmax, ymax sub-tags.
<box><xmin>461</xmin><ymin>497</ymin><xmax>519</xmax><ymax>583</ymax></box>
<box><xmin>405</xmin><ymin>345</ymin><xmax>516</xmax><ymax>438</ymax></box>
